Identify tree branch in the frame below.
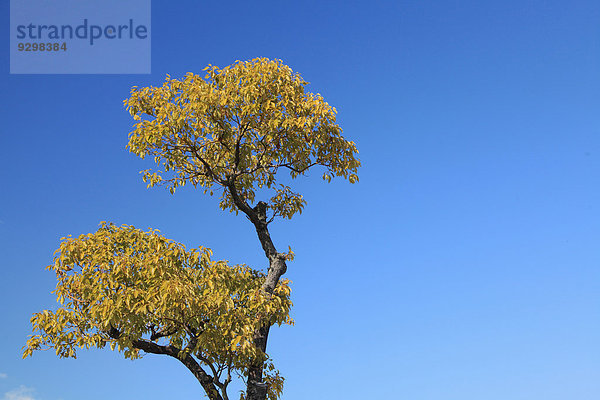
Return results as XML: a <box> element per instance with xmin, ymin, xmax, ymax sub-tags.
<box><xmin>180</xmin><ymin>137</ymin><xmax>226</xmax><ymax>185</ymax></box>
<box><xmin>106</xmin><ymin>326</ymin><xmax>224</xmax><ymax>400</ymax></box>
<box><xmin>149</xmin><ymin>325</ymin><xmax>177</xmax><ymax>341</ymax></box>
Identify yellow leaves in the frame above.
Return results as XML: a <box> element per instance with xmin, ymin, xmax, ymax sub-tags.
<box><xmin>268</xmin><ymin>185</ymin><xmax>306</xmax><ymax>220</ymax></box>
<box><xmin>26</xmin><ymin>221</ymin><xmax>293</xmax><ymax>382</ymax></box>
<box><xmin>124</xmin><ymin>58</ymin><xmax>360</xmax><ymax>221</ymax></box>
<box><xmin>261</xmin><ymin>359</ymin><xmax>286</xmax><ymax>400</ymax></box>
<box><xmin>225</xmin><ymin>297</ymin><xmax>235</xmax><ymax>310</ymax></box>
<box><xmin>285</xmin><ymin>246</ymin><xmax>295</xmax><ymax>262</ymax></box>
<box><xmin>230</xmin><ymin>335</ymin><xmax>242</xmax><ymax>350</ymax></box>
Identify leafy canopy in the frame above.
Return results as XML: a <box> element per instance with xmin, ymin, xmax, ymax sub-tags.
<box><xmin>23</xmin><ymin>222</ymin><xmax>292</xmax><ymax>396</ymax></box>
<box><xmin>125</xmin><ymin>58</ymin><xmax>360</xmax><ymax>219</ymax></box>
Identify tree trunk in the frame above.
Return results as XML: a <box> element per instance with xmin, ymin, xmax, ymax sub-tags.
<box><xmin>245</xmin><ymin>203</ymin><xmax>288</xmax><ymax>400</ymax></box>
<box><xmin>226</xmin><ymin>190</ymin><xmax>288</xmax><ymax>400</ymax></box>
<box><xmin>226</xmin><ymin>184</ymin><xmax>289</xmax><ymax>400</ymax></box>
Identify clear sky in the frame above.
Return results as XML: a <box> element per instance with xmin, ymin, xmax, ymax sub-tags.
<box><xmin>1</xmin><ymin>1</ymin><xmax>599</xmax><ymax>399</ymax></box>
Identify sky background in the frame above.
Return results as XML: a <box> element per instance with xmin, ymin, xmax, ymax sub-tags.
<box><xmin>1</xmin><ymin>0</ymin><xmax>599</xmax><ymax>399</ymax></box>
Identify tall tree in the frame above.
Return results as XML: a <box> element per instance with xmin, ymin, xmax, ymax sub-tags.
<box><xmin>24</xmin><ymin>58</ymin><xmax>360</xmax><ymax>400</ymax></box>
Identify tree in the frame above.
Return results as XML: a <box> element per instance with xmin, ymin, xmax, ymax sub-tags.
<box><xmin>24</xmin><ymin>58</ymin><xmax>360</xmax><ymax>400</ymax></box>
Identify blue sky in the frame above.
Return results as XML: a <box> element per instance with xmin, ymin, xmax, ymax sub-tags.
<box><xmin>1</xmin><ymin>1</ymin><xmax>599</xmax><ymax>399</ymax></box>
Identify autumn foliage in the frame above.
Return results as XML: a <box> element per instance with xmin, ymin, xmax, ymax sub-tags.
<box><xmin>24</xmin><ymin>58</ymin><xmax>359</xmax><ymax>400</ymax></box>
<box><xmin>125</xmin><ymin>58</ymin><xmax>359</xmax><ymax>219</ymax></box>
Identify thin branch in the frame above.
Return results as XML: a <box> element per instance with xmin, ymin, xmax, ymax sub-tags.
<box><xmin>280</xmin><ymin>161</ymin><xmax>319</xmax><ymax>175</ymax></box>
<box><xmin>197</xmin><ymin>354</ymin><xmax>220</xmax><ymax>383</ymax></box>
